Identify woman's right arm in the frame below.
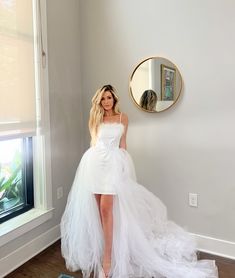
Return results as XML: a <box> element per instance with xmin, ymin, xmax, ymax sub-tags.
<box><xmin>119</xmin><ymin>113</ymin><xmax>128</xmax><ymax>150</ymax></box>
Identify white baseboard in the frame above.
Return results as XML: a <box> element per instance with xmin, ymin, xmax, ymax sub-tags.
<box><xmin>193</xmin><ymin>233</ymin><xmax>235</xmax><ymax>260</ymax></box>
<box><xmin>0</xmin><ymin>224</ymin><xmax>60</xmax><ymax>278</ymax></box>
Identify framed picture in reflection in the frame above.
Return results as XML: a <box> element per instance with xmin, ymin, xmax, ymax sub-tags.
<box><xmin>161</xmin><ymin>64</ymin><xmax>176</xmax><ymax>101</ymax></box>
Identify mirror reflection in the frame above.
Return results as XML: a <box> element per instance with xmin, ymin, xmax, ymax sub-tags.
<box><xmin>130</xmin><ymin>57</ymin><xmax>182</xmax><ymax>112</ymax></box>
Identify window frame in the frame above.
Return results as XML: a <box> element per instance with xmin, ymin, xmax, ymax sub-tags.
<box><xmin>0</xmin><ymin>137</ymin><xmax>34</xmax><ymax>224</ymax></box>
<box><xmin>0</xmin><ymin>0</ymin><xmax>53</xmax><ymax>247</ymax></box>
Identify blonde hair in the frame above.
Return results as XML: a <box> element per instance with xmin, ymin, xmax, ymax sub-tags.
<box><xmin>89</xmin><ymin>85</ymin><xmax>120</xmax><ymax>146</ymax></box>
<box><xmin>140</xmin><ymin>89</ymin><xmax>157</xmax><ymax>111</ymax></box>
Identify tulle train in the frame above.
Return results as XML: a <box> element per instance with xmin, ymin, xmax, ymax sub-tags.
<box><xmin>61</xmin><ymin>148</ymin><xmax>218</xmax><ymax>278</ymax></box>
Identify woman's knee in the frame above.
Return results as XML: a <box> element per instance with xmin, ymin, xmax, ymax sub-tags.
<box><xmin>100</xmin><ymin>196</ymin><xmax>113</xmax><ymax>218</ymax></box>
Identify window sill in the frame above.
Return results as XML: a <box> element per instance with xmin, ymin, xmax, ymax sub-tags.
<box><xmin>0</xmin><ymin>207</ymin><xmax>54</xmax><ymax>248</ymax></box>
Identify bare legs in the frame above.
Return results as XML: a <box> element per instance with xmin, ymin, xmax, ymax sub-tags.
<box><xmin>95</xmin><ymin>194</ymin><xmax>114</xmax><ymax>277</ymax></box>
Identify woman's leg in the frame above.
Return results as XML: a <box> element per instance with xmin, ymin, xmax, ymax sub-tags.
<box><xmin>95</xmin><ymin>194</ymin><xmax>102</xmax><ymax>224</ymax></box>
<box><xmin>100</xmin><ymin>194</ymin><xmax>114</xmax><ymax>275</ymax></box>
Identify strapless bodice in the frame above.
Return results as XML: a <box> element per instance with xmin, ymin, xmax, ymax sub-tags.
<box><xmin>95</xmin><ymin>122</ymin><xmax>124</xmax><ymax>150</ymax></box>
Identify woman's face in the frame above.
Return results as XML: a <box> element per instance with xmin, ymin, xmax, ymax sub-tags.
<box><xmin>101</xmin><ymin>91</ymin><xmax>114</xmax><ymax>111</ymax></box>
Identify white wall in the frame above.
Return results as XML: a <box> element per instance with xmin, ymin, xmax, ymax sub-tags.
<box><xmin>0</xmin><ymin>0</ymin><xmax>83</xmax><ymax>272</ymax></box>
<box><xmin>79</xmin><ymin>0</ymin><xmax>235</xmax><ymax>247</ymax></box>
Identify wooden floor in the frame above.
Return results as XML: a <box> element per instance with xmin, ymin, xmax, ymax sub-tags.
<box><xmin>4</xmin><ymin>240</ymin><xmax>235</xmax><ymax>278</ymax></box>
<box><xmin>5</xmin><ymin>241</ymin><xmax>82</xmax><ymax>278</ymax></box>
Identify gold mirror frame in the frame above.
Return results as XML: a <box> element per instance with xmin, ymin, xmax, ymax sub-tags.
<box><xmin>129</xmin><ymin>57</ymin><xmax>183</xmax><ymax>113</ymax></box>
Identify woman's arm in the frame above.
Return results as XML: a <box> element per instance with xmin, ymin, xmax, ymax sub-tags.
<box><xmin>119</xmin><ymin>113</ymin><xmax>128</xmax><ymax>150</ymax></box>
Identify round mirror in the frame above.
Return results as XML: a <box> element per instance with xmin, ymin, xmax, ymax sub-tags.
<box><xmin>129</xmin><ymin>57</ymin><xmax>182</xmax><ymax>113</ymax></box>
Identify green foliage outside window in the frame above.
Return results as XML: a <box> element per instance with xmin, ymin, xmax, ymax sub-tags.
<box><xmin>0</xmin><ymin>150</ymin><xmax>23</xmax><ymax>215</ymax></box>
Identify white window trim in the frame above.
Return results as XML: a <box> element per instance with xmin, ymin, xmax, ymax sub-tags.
<box><xmin>0</xmin><ymin>0</ymin><xmax>53</xmax><ymax>248</ymax></box>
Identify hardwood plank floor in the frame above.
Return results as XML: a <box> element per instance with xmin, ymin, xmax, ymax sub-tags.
<box><xmin>4</xmin><ymin>240</ymin><xmax>235</xmax><ymax>278</ymax></box>
<box><xmin>4</xmin><ymin>241</ymin><xmax>82</xmax><ymax>278</ymax></box>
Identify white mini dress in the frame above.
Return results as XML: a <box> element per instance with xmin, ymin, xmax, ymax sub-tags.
<box><xmin>89</xmin><ymin>113</ymin><xmax>124</xmax><ymax>195</ymax></box>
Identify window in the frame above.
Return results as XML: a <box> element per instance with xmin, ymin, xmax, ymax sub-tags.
<box><xmin>0</xmin><ymin>137</ymin><xmax>33</xmax><ymax>223</ymax></box>
<box><xmin>0</xmin><ymin>0</ymin><xmax>52</xmax><ymax>227</ymax></box>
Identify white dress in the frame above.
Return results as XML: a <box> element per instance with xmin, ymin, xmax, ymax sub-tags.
<box><xmin>60</xmin><ymin>122</ymin><xmax>218</xmax><ymax>278</ymax></box>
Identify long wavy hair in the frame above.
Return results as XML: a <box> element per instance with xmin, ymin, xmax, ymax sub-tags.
<box><xmin>89</xmin><ymin>85</ymin><xmax>120</xmax><ymax>146</ymax></box>
<box><xmin>140</xmin><ymin>89</ymin><xmax>157</xmax><ymax>111</ymax></box>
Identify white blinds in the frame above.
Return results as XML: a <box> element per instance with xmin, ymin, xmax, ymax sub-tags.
<box><xmin>0</xmin><ymin>0</ymin><xmax>36</xmax><ymax>140</ymax></box>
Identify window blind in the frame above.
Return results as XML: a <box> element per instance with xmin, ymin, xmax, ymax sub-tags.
<box><xmin>0</xmin><ymin>0</ymin><xmax>36</xmax><ymax>140</ymax></box>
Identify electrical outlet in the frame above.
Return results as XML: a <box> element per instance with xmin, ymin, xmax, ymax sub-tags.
<box><xmin>57</xmin><ymin>186</ymin><xmax>63</xmax><ymax>199</ymax></box>
<box><xmin>189</xmin><ymin>193</ymin><xmax>198</xmax><ymax>207</ymax></box>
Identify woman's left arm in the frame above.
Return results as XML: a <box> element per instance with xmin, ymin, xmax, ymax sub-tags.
<box><xmin>119</xmin><ymin>113</ymin><xmax>128</xmax><ymax>150</ymax></box>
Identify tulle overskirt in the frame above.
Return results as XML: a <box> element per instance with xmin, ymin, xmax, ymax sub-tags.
<box><xmin>60</xmin><ymin>148</ymin><xmax>218</xmax><ymax>278</ymax></box>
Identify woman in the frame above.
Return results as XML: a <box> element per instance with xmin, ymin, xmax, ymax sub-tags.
<box><xmin>61</xmin><ymin>85</ymin><xmax>218</xmax><ymax>278</ymax></box>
